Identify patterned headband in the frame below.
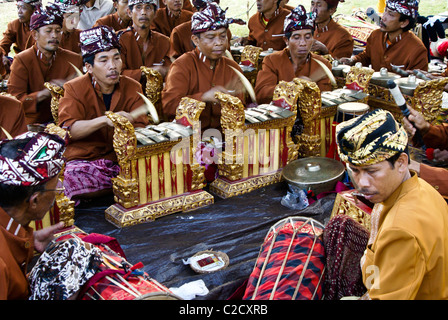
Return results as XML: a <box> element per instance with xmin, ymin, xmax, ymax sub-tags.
<box><xmin>336</xmin><ymin>109</ymin><xmax>408</xmax><ymax>166</ymax></box>
<box><xmin>284</xmin><ymin>5</ymin><xmax>315</xmax><ymax>34</ymax></box>
<box><xmin>30</xmin><ymin>3</ymin><xmax>64</xmax><ymax>30</ymax></box>
<box><xmin>386</xmin><ymin>0</ymin><xmax>419</xmax><ymax>18</ymax></box>
<box><xmin>0</xmin><ymin>131</ymin><xmax>66</xmax><ymax>186</ymax></box>
<box><xmin>191</xmin><ymin>2</ymin><xmax>245</xmax><ymax>34</ymax></box>
<box><xmin>80</xmin><ymin>25</ymin><xmax>121</xmax><ymax>58</ymax></box>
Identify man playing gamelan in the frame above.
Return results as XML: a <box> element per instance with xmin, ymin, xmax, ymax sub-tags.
<box><xmin>237</xmin><ymin>0</ymin><xmax>290</xmax><ymax>51</ymax></box>
<box><xmin>7</xmin><ymin>3</ymin><xmax>83</xmax><ymax>125</ymax></box>
<box><xmin>340</xmin><ymin>0</ymin><xmax>427</xmax><ymax>71</ymax></box>
<box><xmin>254</xmin><ymin>5</ymin><xmax>332</xmax><ymax>104</ymax></box>
<box><xmin>0</xmin><ymin>95</ymin><xmax>27</xmax><ymax>141</ymax></box>
<box><xmin>310</xmin><ymin>0</ymin><xmax>353</xmax><ymax>59</ymax></box>
<box><xmin>57</xmin><ymin>25</ymin><xmax>149</xmax><ymax>202</ymax></box>
<box><xmin>336</xmin><ymin>109</ymin><xmax>448</xmax><ymax>299</ymax></box>
<box><xmin>161</xmin><ymin>1</ymin><xmax>245</xmax><ymax>131</ymax></box>
<box><xmin>118</xmin><ymin>0</ymin><xmax>172</xmax><ymax>83</ymax></box>
<box><xmin>401</xmin><ymin>105</ymin><xmax>448</xmax><ymax>199</ymax></box>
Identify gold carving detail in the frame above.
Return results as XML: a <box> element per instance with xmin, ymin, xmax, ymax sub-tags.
<box><xmin>44</xmin><ymin>82</ymin><xmax>64</xmax><ymax>125</ymax></box>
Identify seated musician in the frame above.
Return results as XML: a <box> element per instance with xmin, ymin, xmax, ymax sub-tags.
<box><xmin>57</xmin><ymin>25</ymin><xmax>149</xmax><ymax>202</ymax></box>
<box><xmin>161</xmin><ymin>1</ymin><xmax>245</xmax><ymax>131</ymax></box>
<box><xmin>119</xmin><ymin>0</ymin><xmax>172</xmax><ymax>82</ymax></box>
<box><xmin>93</xmin><ymin>0</ymin><xmax>133</xmax><ymax>32</ymax></box>
<box><xmin>55</xmin><ymin>0</ymin><xmax>84</xmax><ymax>54</ymax></box>
<box><xmin>336</xmin><ymin>109</ymin><xmax>448</xmax><ymax>299</ymax></box>
<box><xmin>0</xmin><ymin>95</ymin><xmax>27</xmax><ymax>140</ymax></box>
<box><xmin>340</xmin><ymin>0</ymin><xmax>428</xmax><ymax>72</ymax></box>
<box><xmin>402</xmin><ymin>105</ymin><xmax>448</xmax><ymax>199</ymax></box>
<box><xmin>237</xmin><ymin>0</ymin><xmax>291</xmax><ymax>51</ymax></box>
<box><xmin>7</xmin><ymin>4</ymin><xmax>83</xmax><ymax>125</ymax></box>
<box><xmin>0</xmin><ymin>0</ymin><xmax>40</xmax><ymax>75</ymax></box>
<box><xmin>151</xmin><ymin>0</ymin><xmax>193</xmax><ymax>37</ymax></box>
<box><xmin>254</xmin><ymin>5</ymin><xmax>332</xmax><ymax>104</ymax></box>
<box><xmin>0</xmin><ymin>131</ymin><xmax>102</xmax><ymax>300</ymax></box>
<box><xmin>169</xmin><ymin>0</ymin><xmax>235</xmax><ymax>60</ymax></box>
<box><xmin>310</xmin><ymin>0</ymin><xmax>353</xmax><ymax>59</ymax></box>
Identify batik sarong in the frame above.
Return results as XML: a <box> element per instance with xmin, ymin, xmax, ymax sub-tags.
<box><xmin>322</xmin><ymin>214</ymin><xmax>369</xmax><ymax>300</ymax></box>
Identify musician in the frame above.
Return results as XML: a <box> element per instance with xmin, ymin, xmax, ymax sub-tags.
<box><xmin>401</xmin><ymin>105</ymin><xmax>448</xmax><ymax>198</ymax></box>
<box><xmin>78</xmin><ymin>0</ymin><xmax>115</xmax><ymax>30</ymax></box>
<box><xmin>55</xmin><ymin>0</ymin><xmax>85</xmax><ymax>54</ymax></box>
<box><xmin>162</xmin><ymin>1</ymin><xmax>245</xmax><ymax>130</ymax></box>
<box><xmin>7</xmin><ymin>4</ymin><xmax>83</xmax><ymax>125</ymax></box>
<box><xmin>237</xmin><ymin>0</ymin><xmax>291</xmax><ymax>51</ymax></box>
<box><xmin>340</xmin><ymin>0</ymin><xmax>428</xmax><ymax>72</ymax></box>
<box><xmin>93</xmin><ymin>0</ymin><xmax>133</xmax><ymax>32</ymax></box>
<box><xmin>0</xmin><ymin>131</ymin><xmax>66</xmax><ymax>299</ymax></box>
<box><xmin>0</xmin><ymin>95</ymin><xmax>27</xmax><ymax>140</ymax></box>
<box><xmin>169</xmin><ymin>0</ymin><xmax>234</xmax><ymax>60</ymax></box>
<box><xmin>0</xmin><ymin>0</ymin><xmax>40</xmax><ymax>75</ymax></box>
<box><xmin>119</xmin><ymin>0</ymin><xmax>172</xmax><ymax>83</ymax></box>
<box><xmin>336</xmin><ymin>109</ymin><xmax>448</xmax><ymax>299</ymax></box>
<box><xmin>255</xmin><ymin>5</ymin><xmax>332</xmax><ymax>104</ymax></box>
<box><xmin>310</xmin><ymin>0</ymin><xmax>353</xmax><ymax>59</ymax></box>
<box><xmin>57</xmin><ymin>25</ymin><xmax>149</xmax><ymax>202</ymax></box>
<box><xmin>151</xmin><ymin>0</ymin><xmax>193</xmax><ymax>37</ymax></box>
<box><xmin>159</xmin><ymin>0</ymin><xmax>194</xmax><ymax>12</ymax></box>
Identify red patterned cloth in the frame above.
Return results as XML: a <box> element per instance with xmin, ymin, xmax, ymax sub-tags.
<box><xmin>243</xmin><ymin>219</ymin><xmax>326</xmax><ymax>300</ymax></box>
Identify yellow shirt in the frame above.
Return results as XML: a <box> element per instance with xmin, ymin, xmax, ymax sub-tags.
<box><xmin>362</xmin><ymin>172</ymin><xmax>448</xmax><ymax>299</ymax></box>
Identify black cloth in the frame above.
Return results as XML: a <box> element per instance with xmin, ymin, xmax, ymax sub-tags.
<box><xmin>72</xmin><ymin>182</ymin><xmax>336</xmax><ymax>300</ymax></box>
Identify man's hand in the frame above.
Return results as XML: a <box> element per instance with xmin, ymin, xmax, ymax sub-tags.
<box><xmin>339</xmin><ymin>57</ymin><xmax>355</xmax><ymax>66</ymax></box>
<box><xmin>33</xmin><ymin>221</ymin><xmax>65</xmax><ymax>253</ymax></box>
<box><xmin>201</xmin><ymin>85</ymin><xmax>229</xmax><ymax>103</ymax></box>
<box><xmin>311</xmin><ymin>40</ymin><xmax>329</xmax><ymax>55</ymax></box>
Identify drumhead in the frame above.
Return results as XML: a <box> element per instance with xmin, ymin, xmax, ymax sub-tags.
<box><xmin>337</xmin><ymin>102</ymin><xmax>369</xmax><ymax>113</ymax></box>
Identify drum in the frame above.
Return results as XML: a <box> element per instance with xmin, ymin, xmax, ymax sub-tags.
<box><xmin>243</xmin><ymin>217</ymin><xmax>326</xmax><ymax>300</ymax></box>
<box><xmin>54</xmin><ymin>231</ymin><xmax>181</xmax><ymax>300</ymax></box>
<box><xmin>336</xmin><ymin>102</ymin><xmax>369</xmax><ymax>123</ymax></box>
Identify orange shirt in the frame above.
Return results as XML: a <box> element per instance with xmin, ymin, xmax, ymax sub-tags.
<box><xmin>60</xmin><ymin>29</ymin><xmax>82</xmax><ymax>54</ymax></box>
<box><xmin>246</xmin><ymin>8</ymin><xmax>290</xmax><ymax>51</ymax></box>
<box><xmin>119</xmin><ymin>27</ymin><xmax>172</xmax><ymax>82</ymax></box>
<box><xmin>0</xmin><ymin>19</ymin><xmax>34</xmax><ymax>56</ymax></box>
<box><xmin>314</xmin><ymin>18</ymin><xmax>354</xmax><ymax>59</ymax></box>
<box><xmin>151</xmin><ymin>8</ymin><xmax>193</xmax><ymax>37</ymax></box>
<box><xmin>353</xmin><ymin>29</ymin><xmax>428</xmax><ymax>71</ymax></box>
<box><xmin>7</xmin><ymin>45</ymin><xmax>83</xmax><ymax>125</ymax></box>
<box><xmin>162</xmin><ymin>48</ymin><xmax>244</xmax><ymax>130</ymax></box>
<box><xmin>93</xmin><ymin>12</ymin><xmax>132</xmax><ymax>32</ymax></box>
<box><xmin>169</xmin><ymin>21</ymin><xmax>232</xmax><ymax>59</ymax></box>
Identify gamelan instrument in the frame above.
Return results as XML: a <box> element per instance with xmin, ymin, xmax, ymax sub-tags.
<box><xmin>243</xmin><ymin>216</ymin><xmax>326</xmax><ymax>300</ymax></box>
<box><xmin>104</xmin><ymin>97</ymin><xmax>214</xmax><ymax>228</ymax></box>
